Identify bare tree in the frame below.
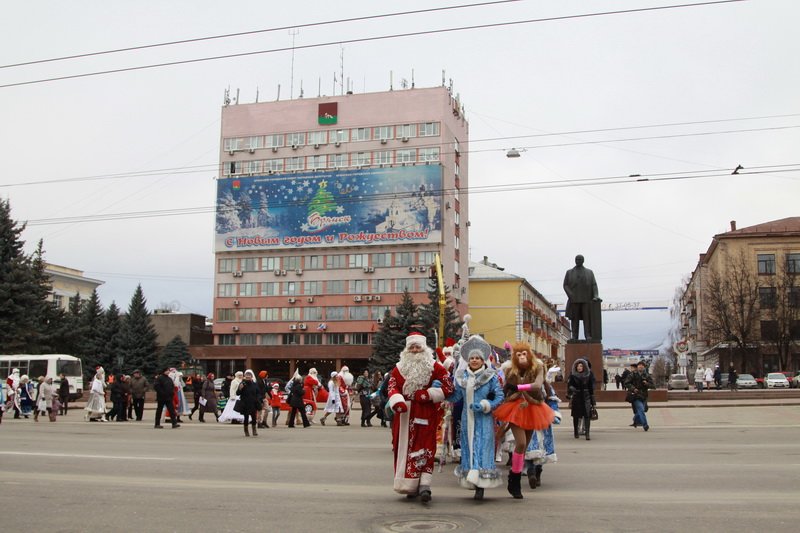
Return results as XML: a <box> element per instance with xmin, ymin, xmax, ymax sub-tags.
<box><xmin>765</xmin><ymin>260</ymin><xmax>800</xmax><ymax>370</ymax></box>
<box><xmin>702</xmin><ymin>250</ymin><xmax>761</xmax><ymax>371</ymax></box>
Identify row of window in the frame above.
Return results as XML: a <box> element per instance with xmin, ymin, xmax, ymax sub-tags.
<box><xmin>760</xmin><ymin>320</ymin><xmax>800</xmax><ymax>340</ymax></box>
<box><xmin>218</xmin><ymin>305</ymin><xmax>391</xmax><ymax>322</ymax></box>
<box><xmin>758</xmin><ymin>287</ymin><xmax>800</xmax><ymax>308</ymax></box>
<box><xmin>218</xmin><ymin>278</ymin><xmax>430</xmax><ymax>297</ymax></box>
<box><xmin>757</xmin><ymin>253</ymin><xmax>800</xmax><ymax>275</ymax></box>
<box><xmin>217</xmin><ymin>332</ymin><xmax>371</xmax><ymax>346</ymax></box>
<box><xmin>221</xmin><ymin>147</ymin><xmax>440</xmax><ymax>177</ymax></box>
<box><xmin>223</xmin><ymin>122</ymin><xmax>440</xmax><ymax>152</ymax></box>
<box><xmin>219</xmin><ymin>251</ymin><xmax>439</xmax><ymax>273</ymax></box>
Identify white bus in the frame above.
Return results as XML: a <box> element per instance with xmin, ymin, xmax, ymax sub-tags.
<box><xmin>0</xmin><ymin>354</ymin><xmax>84</xmax><ymax>400</ymax></box>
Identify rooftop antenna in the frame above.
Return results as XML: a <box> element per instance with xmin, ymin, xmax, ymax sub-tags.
<box><xmin>339</xmin><ymin>45</ymin><xmax>345</xmax><ymax>96</ymax></box>
<box><xmin>318</xmin><ymin>77</ymin><xmax>321</xmax><ymax>97</ymax></box>
<box><xmin>234</xmin><ymin>88</ymin><xmax>240</xmax><ymax>105</ymax></box>
<box><xmin>299</xmin><ymin>80</ymin><xmax>304</xmax><ymax>98</ymax></box>
<box><xmin>277</xmin><ymin>83</ymin><xmax>281</xmax><ymax>101</ymax></box>
<box><xmin>223</xmin><ymin>87</ymin><xmax>231</xmax><ymax>106</ymax></box>
<box><xmin>390</xmin><ymin>70</ymin><xmax>393</xmax><ymax>91</ymax></box>
<box><xmin>289</xmin><ymin>28</ymin><xmax>300</xmax><ymax>99</ymax></box>
<box><xmin>442</xmin><ymin>69</ymin><xmax>446</xmax><ymax>87</ymax></box>
<box><xmin>255</xmin><ymin>86</ymin><xmax>259</xmax><ymax>103</ymax></box>
<box><xmin>400</xmin><ymin>78</ymin><xmax>408</xmax><ymax>89</ymax></box>
<box><xmin>412</xmin><ymin>69</ymin><xmax>415</xmax><ymax>89</ymax></box>
<box><xmin>332</xmin><ymin>72</ymin><xmax>337</xmax><ymax>96</ymax></box>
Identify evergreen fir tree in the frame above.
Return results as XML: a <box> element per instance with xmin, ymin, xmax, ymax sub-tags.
<box><xmin>119</xmin><ymin>285</ymin><xmax>159</xmax><ymax>376</ymax></box>
<box><xmin>369</xmin><ymin>289</ymin><xmax>419</xmax><ymax>373</ymax></box>
<box><xmin>64</xmin><ymin>292</ymin><xmax>89</xmax><ymax>374</ymax></box>
<box><xmin>79</xmin><ymin>289</ymin><xmax>107</xmax><ymax>372</ymax></box>
<box><xmin>0</xmin><ymin>199</ymin><xmax>39</xmax><ymax>351</ymax></box>
<box><xmin>98</xmin><ymin>303</ymin><xmax>123</xmax><ymax>373</ymax></box>
<box><xmin>28</xmin><ymin>240</ymin><xmax>64</xmax><ymax>353</ymax></box>
<box><xmin>417</xmin><ymin>279</ymin><xmax>464</xmax><ymax>348</ymax></box>
<box><xmin>158</xmin><ymin>335</ymin><xmax>190</xmax><ymax>370</ymax></box>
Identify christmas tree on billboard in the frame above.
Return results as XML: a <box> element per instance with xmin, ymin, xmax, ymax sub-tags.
<box><xmin>308</xmin><ymin>180</ymin><xmax>336</xmax><ymax>216</ymax></box>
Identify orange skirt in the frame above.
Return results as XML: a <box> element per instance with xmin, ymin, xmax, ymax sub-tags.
<box><xmin>494</xmin><ymin>398</ymin><xmax>555</xmax><ymax>430</ymax></box>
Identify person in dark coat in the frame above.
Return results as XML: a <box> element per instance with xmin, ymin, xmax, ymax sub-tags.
<box><xmin>189</xmin><ymin>374</ymin><xmax>204</xmax><ymax>420</ymax></box>
<box><xmin>287</xmin><ymin>375</ymin><xmax>311</xmax><ymax>428</ymax></box>
<box><xmin>624</xmin><ymin>361</ymin><xmax>655</xmax><ymax>431</ymax></box>
<box><xmin>236</xmin><ymin>370</ymin><xmax>260</xmax><ymax>436</ymax></box>
<box><xmin>154</xmin><ymin>368</ymin><xmax>180</xmax><ymax>429</ymax></box>
<box><xmin>107</xmin><ymin>374</ymin><xmax>126</xmax><ymax>421</ymax></box>
<box><xmin>222</xmin><ymin>373</ymin><xmax>234</xmax><ymax>399</ymax></box>
<box><xmin>199</xmin><ymin>372</ymin><xmax>219</xmax><ymax>423</ymax></box>
<box><xmin>57</xmin><ymin>373</ymin><xmax>70</xmax><ymax>415</ymax></box>
<box><xmin>567</xmin><ymin>358</ymin><xmax>595</xmax><ymax>440</ymax></box>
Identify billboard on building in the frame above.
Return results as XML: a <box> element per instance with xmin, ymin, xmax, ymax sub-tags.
<box><xmin>215</xmin><ymin>166</ymin><xmax>443</xmax><ymax>251</ymax></box>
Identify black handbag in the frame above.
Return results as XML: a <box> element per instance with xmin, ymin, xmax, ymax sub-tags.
<box><xmin>625</xmin><ymin>391</ymin><xmax>636</xmax><ymax>403</ymax></box>
<box><xmin>590</xmin><ymin>407</ymin><xmax>599</xmax><ymax>421</ymax></box>
<box><xmin>232</xmin><ymin>399</ymin><xmax>243</xmax><ymax>413</ymax></box>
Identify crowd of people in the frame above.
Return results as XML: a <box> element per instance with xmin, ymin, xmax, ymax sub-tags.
<box><xmin>1</xmin><ymin>368</ymin><xmax>70</xmax><ymax>423</ymax></box>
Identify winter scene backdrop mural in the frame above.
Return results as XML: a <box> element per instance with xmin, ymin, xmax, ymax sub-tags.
<box><xmin>215</xmin><ymin>166</ymin><xmax>443</xmax><ymax>251</ymax></box>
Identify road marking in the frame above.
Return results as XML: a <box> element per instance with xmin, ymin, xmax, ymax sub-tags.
<box><xmin>0</xmin><ymin>451</ymin><xmax>174</xmax><ymax>461</ymax></box>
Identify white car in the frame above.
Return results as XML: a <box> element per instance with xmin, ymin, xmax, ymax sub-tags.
<box><xmin>736</xmin><ymin>374</ymin><xmax>758</xmax><ymax>389</ymax></box>
<box><xmin>764</xmin><ymin>372</ymin><xmax>790</xmax><ymax>388</ymax></box>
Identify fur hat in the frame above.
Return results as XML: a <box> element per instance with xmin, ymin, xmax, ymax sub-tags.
<box><xmin>405</xmin><ymin>332</ymin><xmax>427</xmax><ymax>348</ymax></box>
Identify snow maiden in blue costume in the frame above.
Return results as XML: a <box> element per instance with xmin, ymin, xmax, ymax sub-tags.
<box><xmin>447</xmin><ymin>334</ymin><xmax>505</xmax><ymax>500</ymax></box>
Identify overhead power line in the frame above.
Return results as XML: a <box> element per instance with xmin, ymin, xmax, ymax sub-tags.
<box><xmin>22</xmin><ymin>163</ymin><xmax>799</xmax><ymax>226</ymax></box>
<box><xmin>0</xmin><ymin>0</ymin><xmax>524</xmax><ymax>70</ymax></box>
<box><xmin>3</xmin><ymin>112</ymin><xmax>794</xmax><ymax>189</ymax></box>
<box><xmin>0</xmin><ymin>0</ymin><xmax>746</xmax><ymax>89</ymax></box>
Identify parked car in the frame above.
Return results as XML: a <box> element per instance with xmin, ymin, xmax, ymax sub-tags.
<box><xmin>791</xmin><ymin>372</ymin><xmax>800</xmax><ymax>389</ymax></box>
<box><xmin>213</xmin><ymin>378</ymin><xmax>225</xmax><ymax>392</ymax></box>
<box><xmin>764</xmin><ymin>372</ymin><xmax>790</xmax><ymax>388</ymax></box>
<box><xmin>736</xmin><ymin>373</ymin><xmax>758</xmax><ymax>389</ymax></box>
<box><xmin>779</xmin><ymin>371</ymin><xmax>800</xmax><ymax>388</ymax></box>
<box><xmin>668</xmin><ymin>374</ymin><xmax>689</xmax><ymax>390</ymax></box>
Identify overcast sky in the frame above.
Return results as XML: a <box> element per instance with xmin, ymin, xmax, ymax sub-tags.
<box><xmin>2</xmin><ymin>0</ymin><xmax>797</xmax><ymax>350</ymax></box>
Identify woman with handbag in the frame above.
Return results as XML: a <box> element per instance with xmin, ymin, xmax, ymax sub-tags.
<box><xmin>236</xmin><ymin>370</ymin><xmax>260</xmax><ymax>437</ymax></box>
<box><xmin>566</xmin><ymin>359</ymin><xmax>595</xmax><ymax>441</ymax></box>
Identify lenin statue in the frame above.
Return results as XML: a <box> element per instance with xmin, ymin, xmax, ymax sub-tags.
<box><xmin>563</xmin><ymin>255</ymin><xmax>602</xmax><ymax>341</ymax></box>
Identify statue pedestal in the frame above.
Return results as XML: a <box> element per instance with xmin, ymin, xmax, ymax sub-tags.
<box><xmin>565</xmin><ymin>341</ymin><xmax>604</xmax><ymax>387</ymax></box>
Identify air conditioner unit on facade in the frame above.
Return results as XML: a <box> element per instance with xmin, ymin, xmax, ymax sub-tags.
<box><xmin>377</xmin><ymin>318</ymin><xmax>384</xmax><ymax>324</ymax></box>
<box><xmin>289</xmin><ymin>324</ymin><xmax>297</xmax><ymax>330</ymax></box>
<box><xmin>272</xmin><ymin>146</ymin><xmax>279</xmax><ymax>152</ymax></box>
<box><xmin>314</xmin><ymin>144</ymin><xmax>320</xmax><ymax>149</ymax></box>
<box><xmin>380</xmin><ymin>138</ymin><xmax>388</xmax><ymax>144</ymax></box>
<box><xmin>288</xmin><ymin>298</ymin><xmax>296</xmax><ymax>304</ymax></box>
<box><xmin>233</xmin><ymin>300</ymin><xmax>240</xmax><ymax>306</ymax></box>
<box><xmin>408</xmin><ymin>266</ymin><xmax>416</xmax><ymax>272</ymax></box>
<box><xmin>402</xmin><ymin>136</ymin><xmax>409</xmax><ymax>142</ymax></box>
<box><xmin>233</xmin><ymin>271</ymin><xmax>243</xmax><ymax>277</ymax></box>
<box><xmin>374</xmin><ymin>295</ymin><xmax>381</xmax><ymax>301</ymax></box>
<box><xmin>249</xmin><ymin>148</ymin><xmax>255</xmax><ymax>154</ymax></box>
<box><xmin>274</xmin><ymin>269</ymin><xmax>281</xmax><ymax>276</ymax></box>
<box><xmin>299</xmin><ymin>323</ymin><xmax>307</xmax><ymax>330</ymax></box>
<box><xmin>365</xmin><ymin>296</ymin><xmax>373</xmax><ymax>301</ymax></box>
<box><xmin>280</xmin><ymin>270</ymin><xmax>287</xmax><ymax>276</ymax></box>
<box><xmin>295</xmin><ymin>269</ymin><xmax>303</xmax><ymax>276</ymax></box>
<box><xmin>232</xmin><ymin>326</ymin><xmax>240</xmax><ymax>332</ymax></box>
<box><xmin>334</xmin><ymin>141</ymin><xmax>341</xmax><ymax>147</ymax></box>
<box><xmin>354</xmin><ymin>296</ymin><xmax>362</xmax><ymax>302</ymax></box>
<box><xmin>292</xmin><ymin>144</ymin><xmax>299</xmax><ymax>150</ymax></box>
<box><xmin>307</xmin><ymin>297</ymin><xmax>314</xmax><ymax>303</ymax></box>
<box><xmin>228</xmin><ymin>150</ymin><xmax>235</xmax><ymax>155</ymax></box>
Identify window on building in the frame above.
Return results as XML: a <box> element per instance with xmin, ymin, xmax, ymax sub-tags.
<box><xmin>265</xmin><ymin>134</ymin><xmax>284</xmax><ymax>148</ymax></box>
<box><xmin>260</xmin><ymin>334</ymin><xmax>279</xmax><ymax>345</ymax></box>
<box><xmin>308</xmin><ymin>155</ymin><xmax>326</xmax><ymax>170</ymax></box>
<box><xmin>374</xmin><ymin>125</ymin><xmax>393</xmax><ymax>141</ymax></box>
<box><xmin>218</xmin><ymin>334</ymin><xmax>236</xmax><ymax>346</ymax></box>
<box><xmin>353</xmin><ymin>152</ymin><xmax>370</xmax><ymax>166</ymax></box>
<box><xmin>327</xmin><ymin>333</ymin><xmax>346</xmax><ymax>345</ymax></box>
<box><xmin>349</xmin><ymin>307</ymin><xmax>369</xmax><ymax>320</ymax></box>
<box><xmin>304</xmin><ymin>307</ymin><xmax>322</xmax><ymax>321</ymax></box>
<box><xmin>262</xmin><ymin>308</ymin><xmax>279</xmax><ymax>321</ymax></box>
<box><xmin>350</xmin><ymin>127</ymin><xmax>370</xmax><ymax>142</ymax></box>
<box><xmin>327</xmin><ymin>280</ymin><xmax>345</xmax><ymax>294</ymax></box>
<box><xmin>375</xmin><ymin>151</ymin><xmax>392</xmax><ymax>165</ymax></box>
<box><xmin>329</xmin><ymin>153</ymin><xmax>347</xmax><ymax>168</ymax></box>
<box><xmin>787</xmin><ymin>253</ymin><xmax>800</xmax><ymax>274</ymax></box>
<box><xmin>241</xmin><ymin>257</ymin><xmax>258</xmax><ymax>272</ymax></box>
<box><xmin>223</xmin><ymin>138</ymin><xmax>243</xmax><ymax>151</ymax></box>
<box><xmin>330</xmin><ymin>129</ymin><xmax>348</xmax><ymax>144</ymax></box>
<box><xmin>303</xmin><ymin>281</ymin><xmax>322</xmax><ymax>295</ymax></box>
<box><xmin>371</xmin><ymin>279</ymin><xmax>387</xmax><ymax>293</ymax></box>
<box><xmin>372</xmin><ymin>253</ymin><xmax>392</xmax><ymax>267</ymax></box>
<box><xmin>397</xmin><ymin>124</ymin><xmax>417</xmax><ymax>138</ymax></box>
<box><xmin>758</xmin><ymin>254</ymin><xmax>776</xmax><ymax>274</ymax></box>
<box><xmin>265</xmin><ymin>158</ymin><xmax>284</xmax><ymax>172</ymax></box>
<box><xmin>283</xmin><ymin>281</ymin><xmax>297</xmax><ymax>295</ymax></box>
<box><xmin>219</xmin><ymin>258</ymin><xmax>235</xmax><ymax>273</ymax></box>
<box><xmin>240</xmin><ymin>308</ymin><xmax>258</xmax><ymax>321</ymax></box>
<box><xmin>349</xmin><ymin>254</ymin><xmax>368</xmax><ymax>268</ymax></box>
<box><xmin>419</xmin><ymin>148</ymin><xmax>440</xmax><ymax>162</ymax></box>
<box><xmin>759</xmin><ymin>287</ymin><xmax>777</xmax><ymax>309</ymax></box>
<box><xmin>239</xmin><ymin>334</ymin><xmax>257</xmax><ymax>345</ymax></box>
<box><xmin>287</xmin><ymin>132</ymin><xmax>305</xmax><ymax>147</ymax></box>
<box><xmin>349</xmin><ymin>279</ymin><xmax>367</xmax><ymax>294</ymax></box>
<box><xmin>308</xmin><ymin>131</ymin><xmax>327</xmax><ymax>145</ymax></box>
<box><xmin>218</xmin><ymin>283</ymin><xmax>235</xmax><ymax>297</ymax></box>
<box><xmin>286</xmin><ymin>157</ymin><xmax>304</xmax><ymax>171</ymax></box>
<box><xmin>283</xmin><ymin>333</ymin><xmax>300</xmax><ymax>345</ymax></box>
<box><xmin>396</xmin><ymin>149</ymin><xmax>416</xmax><ymax>163</ymax></box>
<box><xmin>283</xmin><ymin>307</ymin><xmax>300</xmax><ymax>321</ymax></box>
<box><xmin>217</xmin><ymin>308</ymin><xmax>235</xmax><ymax>321</ymax></box>
<box><xmin>371</xmin><ymin>306</ymin><xmax>390</xmax><ymax>319</ymax></box>
<box><xmin>305</xmin><ymin>255</ymin><xmax>322</xmax><ymax>269</ymax></box>
<box><xmin>418</xmin><ymin>251</ymin><xmax>437</xmax><ymax>267</ymax></box>
<box><xmin>261</xmin><ymin>256</ymin><xmax>279</xmax><ymax>271</ymax></box>
<box><xmin>419</xmin><ymin>122</ymin><xmax>440</xmax><ymax>137</ymax></box>
<box><xmin>260</xmin><ymin>282</ymin><xmax>278</xmax><ymax>296</ymax></box>
<box><xmin>395</xmin><ymin>252</ymin><xmax>413</xmax><ymax>266</ymax></box>
<box><xmin>325</xmin><ymin>306</ymin><xmax>345</xmax><ymax>320</ymax></box>
<box><xmin>240</xmin><ymin>283</ymin><xmax>257</xmax><ymax>297</ymax></box>
<box><xmin>351</xmin><ymin>332</ymin><xmax>370</xmax><ymax>345</ymax></box>
<box><xmin>52</xmin><ymin>294</ymin><xmax>63</xmax><ymax>308</ymax></box>
<box><xmin>326</xmin><ymin>255</ymin><xmax>346</xmax><ymax>269</ymax></box>
<box><xmin>245</xmin><ymin>160</ymin><xmax>261</xmax><ymax>174</ymax></box>
<box><xmin>761</xmin><ymin>320</ymin><xmax>778</xmax><ymax>341</ymax></box>
<box><xmin>789</xmin><ymin>287</ymin><xmax>800</xmax><ymax>308</ymax></box>
<box><xmin>304</xmin><ymin>333</ymin><xmax>322</xmax><ymax>345</ymax></box>
<box><xmin>284</xmin><ymin>256</ymin><xmax>301</xmax><ymax>270</ymax></box>
<box><xmin>248</xmin><ymin>136</ymin><xmax>262</xmax><ymax>150</ymax></box>
<box><xmin>396</xmin><ymin>278</ymin><xmax>415</xmax><ymax>292</ymax></box>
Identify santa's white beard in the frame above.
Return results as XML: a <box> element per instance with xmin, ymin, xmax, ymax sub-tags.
<box><xmin>397</xmin><ymin>348</ymin><xmax>434</xmax><ymax>396</ymax></box>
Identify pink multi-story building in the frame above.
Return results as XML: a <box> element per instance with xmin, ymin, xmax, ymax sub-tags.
<box><xmin>193</xmin><ymin>86</ymin><xmax>469</xmax><ymax>378</ymax></box>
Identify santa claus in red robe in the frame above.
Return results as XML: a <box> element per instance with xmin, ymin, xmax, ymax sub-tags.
<box><xmin>387</xmin><ymin>332</ymin><xmax>454</xmax><ymax>502</ymax></box>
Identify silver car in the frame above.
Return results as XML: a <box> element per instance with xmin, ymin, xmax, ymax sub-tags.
<box><xmin>668</xmin><ymin>374</ymin><xmax>689</xmax><ymax>390</ymax></box>
<box><xmin>736</xmin><ymin>373</ymin><xmax>758</xmax><ymax>389</ymax></box>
